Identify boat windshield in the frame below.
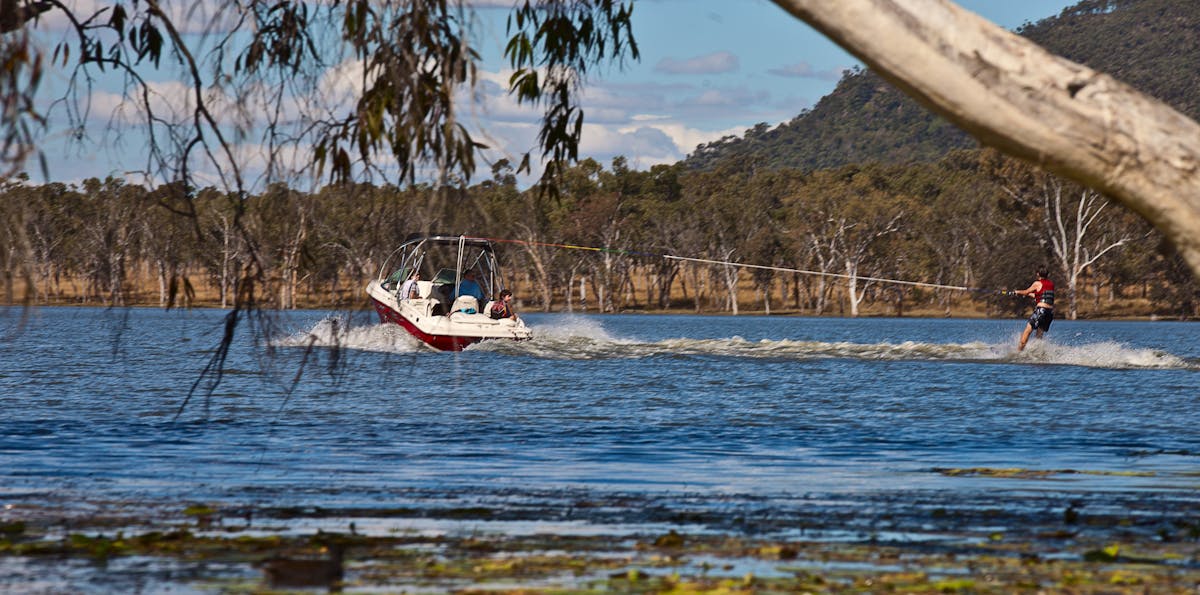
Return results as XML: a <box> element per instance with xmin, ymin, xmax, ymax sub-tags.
<box><xmin>432</xmin><ymin>268</ymin><xmax>458</xmax><ymax>285</ymax></box>
<box><xmin>380</xmin><ymin>237</ymin><xmax>504</xmax><ymax>302</ymax></box>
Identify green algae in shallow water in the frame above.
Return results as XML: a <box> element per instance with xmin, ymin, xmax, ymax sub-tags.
<box><xmin>934</xmin><ymin>467</ymin><xmax>1157</xmax><ymax>479</ymax></box>
<box><xmin>441</xmin><ymin>506</ymin><xmax>494</xmax><ymax>519</ymax></box>
<box><xmin>182</xmin><ymin>504</ymin><xmax>216</xmax><ymax>517</ymax></box>
<box><xmin>0</xmin><ymin>522</ymin><xmax>25</xmax><ymax>536</ymax></box>
<box><xmin>652</xmin><ymin>529</ymin><xmax>684</xmax><ymax>548</ymax></box>
<box><xmin>1083</xmin><ymin>544</ymin><xmax>1122</xmax><ymax>563</ymax></box>
<box><xmin>68</xmin><ymin>534</ymin><xmax>132</xmax><ymax>559</ymax></box>
<box><xmin>6</xmin><ymin>497</ymin><xmax>1200</xmax><ymax>593</ymax></box>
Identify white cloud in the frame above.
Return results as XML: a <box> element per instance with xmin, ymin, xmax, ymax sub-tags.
<box><xmin>579</xmin><ymin>124</ymin><xmax>673</xmax><ymax>162</ymax></box>
<box><xmin>464</xmin><ymin>0</ymin><xmax>523</xmax><ymax>8</ymax></box>
<box><xmin>767</xmin><ymin>61</ymin><xmax>848</xmax><ymax>82</ymax></box>
<box><xmin>456</xmin><ymin>65</ymin><xmax>774</xmax><ymax>178</ymax></box>
<box><xmin>654</xmin><ymin>51</ymin><xmax>739</xmax><ymax>75</ymax></box>
<box><xmin>316</xmin><ymin>58</ymin><xmax>369</xmax><ymax>111</ymax></box>
<box><xmin>618</xmin><ymin>121</ymin><xmax>743</xmax><ymax>160</ymax></box>
<box><xmin>77</xmin><ymin>80</ymin><xmax>205</xmax><ymax>129</ymax></box>
<box><xmin>674</xmin><ymin>86</ymin><xmax>771</xmax><ymax>115</ymax></box>
<box><xmin>690</xmin><ymin>89</ymin><xmax>737</xmax><ymax>107</ymax></box>
<box><xmin>35</xmin><ymin>24</ymin><xmax>792</xmax><ymax>190</ymax></box>
<box><xmin>575</xmin><ymin>119</ymin><xmax>750</xmax><ymax>168</ymax></box>
<box><xmin>34</xmin><ymin>0</ymin><xmax>241</xmax><ymax>35</ymax></box>
<box><xmin>469</xmin><ymin>115</ymin><xmax>730</xmax><ymax>183</ymax></box>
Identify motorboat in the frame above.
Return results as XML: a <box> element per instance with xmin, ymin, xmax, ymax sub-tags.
<box><xmin>365</xmin><ymin>234</ymin><xmax>533</xmax><ymax>351</ymax></box>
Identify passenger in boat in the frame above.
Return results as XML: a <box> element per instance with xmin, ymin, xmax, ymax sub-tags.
<box><xmin>1013</xmin><ymin>265</ymin><xmax>1055</xmax><ymax>351</ymax></box>
<box><xmin>398</xmin><ymin>270</ymin><xmax>420</xmax><ymax>300</ymax></box>
<box><xmin>488</xmin><ymin>289</ymin><xmax>520</xmax><ymax>321</ymax></box>
<box><xmin>456</xmin><ymin>270</ymin><xmax>486</xmax><ymax>302</ymax></box>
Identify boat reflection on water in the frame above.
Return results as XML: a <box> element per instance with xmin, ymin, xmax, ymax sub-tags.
<box><xmin>365</xmin><ymin>234</ymin><xmax>533</xmax><ymax>351</ymax></box>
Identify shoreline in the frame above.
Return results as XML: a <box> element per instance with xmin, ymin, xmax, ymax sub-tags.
<box><xmin>0</xmin><ymin>301</ymin><xmax>1184</xmax><ymax>322</ymax></box>
<box><xmin>4</xmin><ymin>484</ymin><xmax>1200</xmax><ymax>592</ymax></box>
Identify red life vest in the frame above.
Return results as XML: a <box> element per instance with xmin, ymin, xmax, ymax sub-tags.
<box><xmin>1033</xmin><ymin>279</ymin><xmax>1055</xmax><ymax>305</ymax></box>
<box><xmin>489</xmin><ymin>301</ymin><xmax>509</xmax><ymax>319</ymax></box>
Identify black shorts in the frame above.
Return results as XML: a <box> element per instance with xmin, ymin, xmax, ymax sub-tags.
<box><xmin>1028</xmin><ymin>306</ymin><xmax>1054</xmax><ymax>332</ymax></box>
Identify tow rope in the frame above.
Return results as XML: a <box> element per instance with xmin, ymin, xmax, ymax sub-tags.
<box><xmin>467</xmin><ymin>236</ymin><xmax>998</xmax><ymax>293</ymax></box>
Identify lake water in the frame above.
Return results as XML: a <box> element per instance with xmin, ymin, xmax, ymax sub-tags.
<box><xmin>2</xmin><ymin>306</ymin><xmax>1198</xmax><ymax>529</ymax></box>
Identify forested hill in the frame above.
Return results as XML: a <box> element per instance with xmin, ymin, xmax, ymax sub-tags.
<box><xmin>684</xmin><ymin>0</ymin><xmax>1200</xmax><ymax>172</ymax></box>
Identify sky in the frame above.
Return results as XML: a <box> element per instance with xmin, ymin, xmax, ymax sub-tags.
<box><xmin>28</xmin><ymin>0</ymin><xmax>1082</xmax><ymax>188</ymax></box>
<box><xmin>464</xmin><ymin>0</ymin><xmax>1083</xmax><ymax>178</ymax></box>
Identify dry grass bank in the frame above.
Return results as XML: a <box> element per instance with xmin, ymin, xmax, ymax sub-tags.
<box><xmin>2</xmin><ymin>270</ymin><xmax>1176</xmax><ymax>320</ymax></box>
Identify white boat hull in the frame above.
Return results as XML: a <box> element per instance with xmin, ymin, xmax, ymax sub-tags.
<box><xmin>366</xmin><ymin>280</ymin><xmax>532</xmax><ymax>351</ymax></box>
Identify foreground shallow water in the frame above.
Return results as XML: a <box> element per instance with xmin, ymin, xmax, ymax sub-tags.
<box><xmin>1</xmin><ymin>307</ymin><xmax>1198</xmax><ymax>591</ymax></box>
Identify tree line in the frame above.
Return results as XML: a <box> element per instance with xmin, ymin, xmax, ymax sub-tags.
<box><xmin>2</xmin><ymin>148</ymin><xmax>1196</xmax><ymax>319</ymax></box>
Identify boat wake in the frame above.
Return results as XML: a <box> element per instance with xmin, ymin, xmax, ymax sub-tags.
<box><xmin>512</xmin><ymin>337</ymin><xmax>1191</xmax><ymax>369</ymax></box>
<box><xmin>490</xmin><ymin>319</ymin><xmax>1195</xmax><ymax>370</ymax></box>
<box><xmin>1013</xmin><ymin>339</ymin><xmax>1193</xmax><ymax>370</ymax></box>
<box><xmin>275</xmin><ymin>316</ymin><xmax>424</xmax><ymax>353</ymax></box>
<box><xmin>279</xmin><ymin>315</ymin><xmax>1195</xmax><ymax>370</ymax></box>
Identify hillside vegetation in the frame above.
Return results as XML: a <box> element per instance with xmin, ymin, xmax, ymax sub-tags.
<box><xmin>684</xmin><ymin>0</ymin><xmax>1200</xmax><ymax>172</ymax></box>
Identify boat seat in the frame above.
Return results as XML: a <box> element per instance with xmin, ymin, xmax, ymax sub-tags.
<box><xmin>416</xmin><ymin>280</ymin><xmax>433</xmax><ymax>298</ymax></box>
<box><xmin>451</xmin><ymin>295</ymin><xmax>479</xmax><ymax>314</ymax></box>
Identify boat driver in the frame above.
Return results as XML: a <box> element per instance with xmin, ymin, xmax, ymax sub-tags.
<box><xmin>457</xmin><ymin>270</ymin><xmax>486</xmax><ymax>302</ymax></box>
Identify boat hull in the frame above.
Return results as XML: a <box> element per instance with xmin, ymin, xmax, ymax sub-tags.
<box><xmin>370</xmin><ymin>297</ymin><xmax>483</xmax><ymax>352</ymax></box>
<box><xmin>366</xmin><ymin>280</ymin><xmax>531</xmax><ymax>352</ymax></box>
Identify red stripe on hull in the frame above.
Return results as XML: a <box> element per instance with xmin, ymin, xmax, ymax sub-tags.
<box><xmin>371</xmin><ymin>298</ymin><xmax>482</xmax><ymax>352</ymax></box>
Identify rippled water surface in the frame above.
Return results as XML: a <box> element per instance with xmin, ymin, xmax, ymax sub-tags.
<box><xmin>2</xmin><ymin>307</ymin><xmax>1198</xmax><ymax>511</ymax></box>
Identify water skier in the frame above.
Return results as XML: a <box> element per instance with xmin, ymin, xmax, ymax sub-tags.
<box><xmin>1013</xmin><ymin>266</ymin><xmax>1055</xmax><ymax>351</ymax></box>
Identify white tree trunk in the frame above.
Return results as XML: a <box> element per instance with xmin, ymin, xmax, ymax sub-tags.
<box><xmin>772</xmin><ymin>0</ymin><xmax>1200</xmax><ymax>277</ymax></box>
<box><xmin>846</xmin><ymin>260</ymin><xmax>860</xmax><ymax>318</ymax></box>
<box><xmin>723</xmin><ymin>266</ymin><xmax>739</xmax><ymax>315</ymax></box>
<box><xmin>157</xmin><ymin>259</ymin><xmax>168</xmax><ymax>307</ymax></box>
<box><xmin>565</xmin><ymin>268</ymin><xmax>576</xmax><ymax>312</ymax></box>
<box><xmin>593</xmin><ymin>267</ymin><xmax>606</xmax><ymax>313</ymax></box>
<box><xmin>219</xmin><ymin>214</ymin><xmax>232</xmax><ymax>309</ymax></box>
<box><xmin>516</xmin><ymin>235</ymin><xmax>553</xmax><ymax>311</ymax></box>
<box><xmin>595</xmin><ymin>249</ymin><xmax>618</xmax><ymax>313</ymax></box>
<box><xmin>806</xmin><ymin>237</ymin><xmax>834</xmax><ymax>315</ymax></box>
<box><xmin>1019</xmin><ymin>183</ymin><xmax>1129</xmax><ymax>320</ymax></box>
<box><xmin>845</xmin><ymin>258</ymin><xmax>871</xmax><ymax>318</ymax></box>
